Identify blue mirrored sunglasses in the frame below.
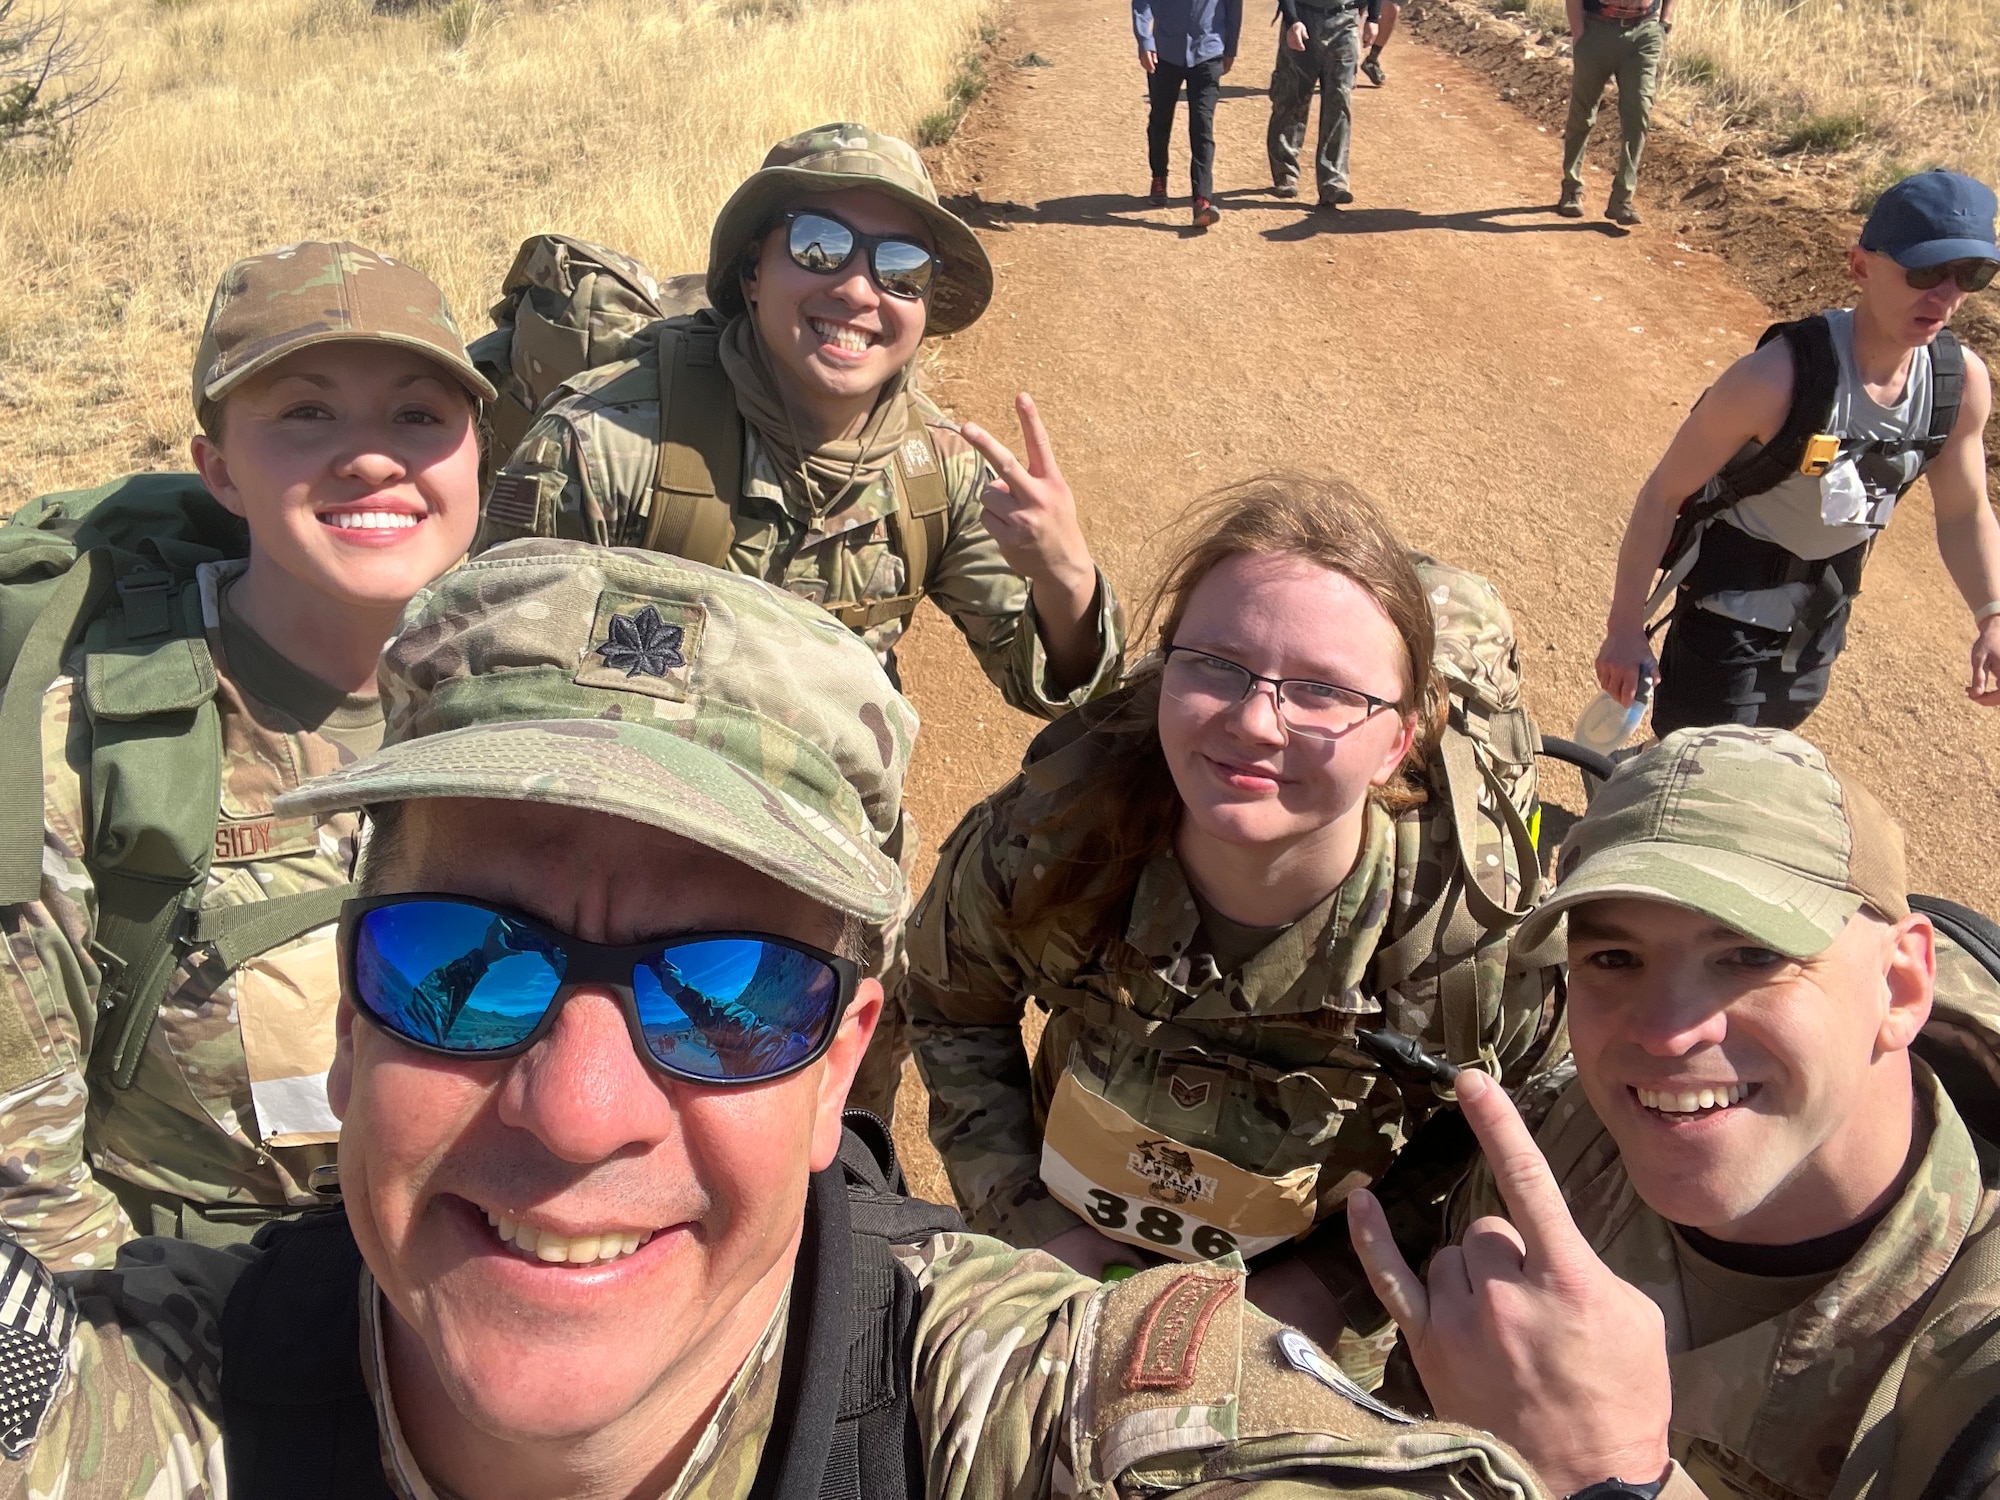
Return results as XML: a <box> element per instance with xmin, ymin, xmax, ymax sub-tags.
<box><xmin>339</xmin><ymin>895</ymin><xmax>858</xmax><ymax>1086</ymax></box>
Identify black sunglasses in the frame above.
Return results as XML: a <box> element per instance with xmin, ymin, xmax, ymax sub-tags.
<box><xmin>339</xmin><ymin>894</ymin><xmax>858</xmax><ymax>1086</ymax></box>
<box><xmin>780</xmin><ymin>210</ymin><xmax>938</xmax><ymax>300</ymax></box>
<box><xmin>1903</xmin><ymin>258</ymin><xmax>1998</xmax><ymax>293</ymax></box>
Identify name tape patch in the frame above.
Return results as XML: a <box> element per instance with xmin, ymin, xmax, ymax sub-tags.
<box><xmin>1124</xmin><ymin>1270</ymin><xmax>1234</xmax><ymax>1392</ymax></box>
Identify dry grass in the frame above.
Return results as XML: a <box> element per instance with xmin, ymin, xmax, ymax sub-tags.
<box><xmin>0</xmin><ymin>0</ymin><xmax>992</xmax><ymax>511</ymax></box>
<box><xmin>1501</xmin><ymin>0</ymin><xmax>1998</xmax><ymax>202</ymax></box>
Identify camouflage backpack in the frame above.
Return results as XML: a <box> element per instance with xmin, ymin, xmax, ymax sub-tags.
<box><xmin>473</xmin><ymin>234</ymin><xmax>952</xmax><ymax>632</ymax></box>
<box><xmin>468</xmin><ymin>234</ymin><xmax>710</xmax><ymax>469</ymax></box>
<box><xmin>0</xmin><ymin>476</ymin><xmax>351</xmax><ymax>1090</ymax></box>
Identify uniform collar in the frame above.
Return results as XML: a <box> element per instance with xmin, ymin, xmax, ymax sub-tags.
<box><xmin>1122</xmin><ymin>801</ymin><xmax>1398</xmax><ymax>1016</ymax></box>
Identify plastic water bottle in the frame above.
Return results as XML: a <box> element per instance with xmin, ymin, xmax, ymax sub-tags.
<box><xmin>1573</xmin><ymin>672</ymin><xmax>1653</xmax><ymax>756</ymax></box>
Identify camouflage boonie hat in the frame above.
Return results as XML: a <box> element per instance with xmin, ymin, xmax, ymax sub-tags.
<box><xmin>707</xmin><ymin>122</ymin><xmax>994</xmax><ymax>335</ymax></box>
<box><xmin>275</xmin><ymin>540</ymin><xmax>917</xmax><ymax>921</ymax></box>
<box><xmin>1519</xmin><ymin>726</ymin><xmax>1910</xmax><ymax>958</ymax></box>
<box><xmin>193</xmin><ymin>241</ymin><xmax>497</xmax><ymax>427</ymax></box>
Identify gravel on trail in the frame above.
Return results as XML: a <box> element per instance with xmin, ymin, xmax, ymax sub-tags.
<box><xmin>887</xmin><ymin>0</ymin><xmax>2000</xmax><ymax>1193</ymax></box>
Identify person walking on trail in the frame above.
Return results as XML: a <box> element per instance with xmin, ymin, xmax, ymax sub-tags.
<box><xmin>0</xmin><ymin>243</ymin><xmax>491</xmax><ymax>1269</ymax></box>
<box><xmin>1595</xmin><ymin>170</ymin><xmax>2000</xmax><ymax>738</ymax></box>
<box><xmin>1352</xmin><ymin>726</ymin><xmax>2000</xmax><ymax>1500</ymax></box>
<box><xmin>1360</xmin><ymin>0</ymin><xmax>1398</xmax><ymax>86</ymax></box>
<box><xmin>1556</xmin><ymin>0</ymin><xmax>1674</xmax><ymax>224</ymax></box>
<box><xmin>1269</xmin><ymin>0</ymin><xmax>1380</xmax><ymax>209</ymax></box>
<box><xmin>1135</xmin><ymin>0</ymin><xmax>1241</xmax><ymax>230</ymax></box>
<box><xmin>0</xmin><ymin>540</ymin><xmax>1561</xmax><ymax>1500</ymax></box>
<box><xmin>476</xmin><ymin>124</ymin><xmax>1125</xmax><ymax>1127</ymax></box>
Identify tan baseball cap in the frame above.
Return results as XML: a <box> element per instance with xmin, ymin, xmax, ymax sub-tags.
<box><xmin>1520</xmin><ymin>725</ymin><xmax>1911</xmax><ymax>958</ymax></box>
<box><xmin>192</xmin><ymin>241</ymin><xmax>497</xmax><ymax>427</ymax></box>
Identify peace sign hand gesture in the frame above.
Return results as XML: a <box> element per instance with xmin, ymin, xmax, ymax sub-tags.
<box><xmin>1348</xmin><ymin>1071</ymin><xmax>1674</xmax><ymax>1497</ymax></box>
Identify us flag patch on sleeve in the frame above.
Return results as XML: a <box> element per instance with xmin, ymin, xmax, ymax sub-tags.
<box><xmin>0</xmin><ymin>1239</ymin><xmax>76</xmax><ymax>1458</ymax></box>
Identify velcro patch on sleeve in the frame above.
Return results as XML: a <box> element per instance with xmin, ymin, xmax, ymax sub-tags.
<box><xmin>1077</xmin><ymin>1263</ymin><xmax>1245</xmax><ymax>1485</ymax></box>
<box><xmin>1126</xmin><ymin>1270</ymin><xmax>1235</xmax><ymax>1391</ymax></box>
<box><xmin>485</xmin><ymin>470</ymin><xmax>545</xmax><ymax>530</ymax></box>
<box><xmin>0</xmin><ymin>1239</ymin><xmax>76</xmax><ymax>1459</ymax></box>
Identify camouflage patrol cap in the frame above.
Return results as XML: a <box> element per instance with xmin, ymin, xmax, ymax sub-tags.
<box><xmin>275</xmin><ymin>539</ymin><xmax>917</xmax><ymax>922</ymax></box>
<box><xmin>193</xmin><ymin>241</ymin><xmax>497</xmax><ymax>427</ymax></box>
<box><xmin>1519</xmin><ymin>725</ymin><xmax>1910</xmax><ymax>958</ymax></box>
<box><xmin>707</xmin><ymin>122</ymin><xmax>994</xmax><ymax>335</ymax></box>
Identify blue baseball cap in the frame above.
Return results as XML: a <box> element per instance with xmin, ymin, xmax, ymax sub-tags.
<box><xmin>1860</xmin><ymin>170</ymin><xmax>2000</xmax><ymax>269</ymax></box>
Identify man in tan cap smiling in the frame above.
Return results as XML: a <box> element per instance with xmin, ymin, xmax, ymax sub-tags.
<box><xmin>1348</xmin><ymin>725</ymin><xmax>2000</xmax><ymax>1500</ymax></box>
<box><xmin>478</xmin><ymin>124</ymin><xmax>1126</xmax><ymax>1120</ymax></box>
<box><xmin>0</xmin><ymin>242</ymin><xmax>492</xmax><ymax>1266</ymax></box>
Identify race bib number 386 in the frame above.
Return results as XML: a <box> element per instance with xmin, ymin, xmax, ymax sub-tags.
<box><xmin>1038</xmin><ymin>1069</ymin><xmax>1321</xmax><ymax>1262</ymax></box>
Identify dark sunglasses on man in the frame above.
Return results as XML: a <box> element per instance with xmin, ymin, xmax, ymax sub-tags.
<box><xmin>339</xmin><ymin>894</ymin><xmax>859</xmax><ymax>1086</ymax></box>
<box><xmin>780</xmin><ymin>210</ymin><xmax>938</xmax><ymax>301</ymax></box>
<box><xmin>1903</xmin><ymin>258</ymin><xmax>1999</xmax><ymax>293</ymax></box>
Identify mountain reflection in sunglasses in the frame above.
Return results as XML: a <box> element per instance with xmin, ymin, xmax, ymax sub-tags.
<box><xmin>342</xmin><ymin>896</ymin><xmax>857</xmax><ymax>1086</ymax></box>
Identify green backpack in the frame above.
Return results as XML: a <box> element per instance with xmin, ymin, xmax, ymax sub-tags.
<box><xmin>0</xmin><ymin>475</ymin><xmax>351</xmax><ymax>1091</ymax></box>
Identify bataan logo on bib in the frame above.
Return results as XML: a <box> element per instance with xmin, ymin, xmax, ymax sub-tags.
<box><xmin>1039</xmin><ymin>1068</ymin><xmax>1324</xmax><ymax>1263</ymax></box>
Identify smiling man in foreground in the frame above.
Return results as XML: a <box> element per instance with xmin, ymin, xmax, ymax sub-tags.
<box><xmin>0</xmin><ymin>541</ymin><xmax>1550</xmax><ymax>1500</ymax></box>
<box><xmin>1351</xmin><ymin>725</ymin><xmax>2000</xmax><ymax>1500</ymax></box>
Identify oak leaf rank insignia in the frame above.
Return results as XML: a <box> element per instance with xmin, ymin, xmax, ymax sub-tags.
<box><xmin>595</xmin><ymin>606</ymin><xmax>686</xmax><ymax>678</ymax></box>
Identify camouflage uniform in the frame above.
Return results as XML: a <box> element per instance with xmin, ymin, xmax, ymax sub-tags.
<box><xmin>475</xmin><ymin>127</ymin><xmax>1125</xmax><ymax>1119</ymax></box>
<box><xmin>0</xmin><ymin>244</ymin><xmax>492</xmax><ymax>1268</ymax></box>
<box><xmin>1438</xmin><ymin>727</ymin><xmax>2000</xmax><ymax>1500</ymax></box>
<box><xmin>3</xmin><ymin>543</ymin><xmax>1550</xmax><ymax>1500</ymax></box>
<box><xmin>906</xmin><ymin>678</ymin><xmax>1561</xmax><ymax>1336</ymax></box>
<box><xmin>0</xmin><ymin>563</ymin><xmax>365</xmax><ymax>1266</ymax></box>
<box><xmin>478</xmin><ymin>375</ymin><xmax>1122</xmax><ymax>718</ymax></box>
<box><xmin>4</xmin><ymin>1227</ymin><xmax>1556</xmax><ymax>1500</ymax></box>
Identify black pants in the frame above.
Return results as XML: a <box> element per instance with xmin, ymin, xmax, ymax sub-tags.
<box><xmin>1148</xmin><ymin>57</ymin><xmax>1224</xmax><ymax>202</ymax></box>
<box><xmin>1652</xmin><ymin>598</ymin><xmax>1851</xmax><ymax>736</ymax></box>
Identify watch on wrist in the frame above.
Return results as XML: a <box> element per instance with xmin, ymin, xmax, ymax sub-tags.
<box><xmin>1568</xmin><ymin>1477</ymin><xmax>1669</xmax><ymax>1500</ymax></box>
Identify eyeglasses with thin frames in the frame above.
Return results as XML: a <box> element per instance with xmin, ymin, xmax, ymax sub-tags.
<box><xmin>1160</xmin><ymin>645</ymin><xmax>1400</xmax><ymax>741</ymax></box>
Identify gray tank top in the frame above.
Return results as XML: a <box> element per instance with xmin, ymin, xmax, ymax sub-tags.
<box><xmin>1719</xmin><ymin>308</ymin><xmax>1934</xmax><ymax>562</ymax></box>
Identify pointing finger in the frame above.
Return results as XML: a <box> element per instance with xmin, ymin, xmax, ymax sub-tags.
<box><xmin>1455</xmin><ymin>1071</ymin><xmax>1587</xmax><ymax>1275</ymax></box>
<box><xmin>1348</xmin><ymin>1189</ymin><xmax>1431</xmax><ymax>1337</ymax></box>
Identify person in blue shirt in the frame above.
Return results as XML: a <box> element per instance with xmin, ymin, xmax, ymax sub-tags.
<box><xmin>1135</xmin><ymin>0</ymin><xmax>1242</xmax><ymax>230</ymax></box>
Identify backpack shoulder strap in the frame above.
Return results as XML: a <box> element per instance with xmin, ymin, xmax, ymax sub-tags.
<box><xmin>1920</xmin><ymin>329</ymin><xmax>1965</xmax><ymax>469</ymax></box>
<box><xmin>829</xmin><ymin>426</ymin><xmax>952</xmax><ymax>635</ymax></box>
<box><xmin>1650</xmin><ymin>316</ymin><xmax>1842</xmax><ymax>616</ymax></box>
<box><xmin>1706</xmin><ymin>316</ymin><xmax>1842</xmax><ymax>514</ymax></box>
<box><xmin>221</xmin><ymin>1208</ymin><xmax>395</xmax><ymax>1500</ymax></box>
<box><xmin>644</xmin><ymin>317</ymin><xmax>744</xmax><ymax>565</ymax></box>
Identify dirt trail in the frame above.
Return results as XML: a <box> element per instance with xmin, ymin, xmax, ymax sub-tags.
<box><xmin>889</xmin><ymin>0</ymin><xmax>2000</xmax><ymax>1188</ymax></box>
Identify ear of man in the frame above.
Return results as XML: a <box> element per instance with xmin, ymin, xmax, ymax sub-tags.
<box><xmin>1876</xmin><ymin>911</ymin><xmax>1937</xmax><ymax>1055</ymax></box>
<box><xmin>810</xmin><ymin>981</ymin><xmax>883</xmax><ymax>1172</ymax></box>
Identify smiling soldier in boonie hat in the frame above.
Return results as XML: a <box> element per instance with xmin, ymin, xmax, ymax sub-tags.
<box><xmin>478</xmin><ymin>123</ymin><xmax>1128</xmax><ymax>1121</ymax></box>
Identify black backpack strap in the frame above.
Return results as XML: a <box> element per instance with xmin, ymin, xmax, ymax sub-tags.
<box><xmin>750</xmin><ymin>1121</ymin><xmax>966</xmax><ymax>1500</ymax></box>
<box><xmin>1920</xmin><ymin>329</ymin><xmax>1965</xmax><ymax>470</ymax></box>
<box><xmin>1912</xmin><ymin>894</ymin><xmax>2000</xmax><ymax>983</ymax></box>
<box><xmin>747</xmin><ymin>1162</ymin><xmax>855</xmax><ymax>1500</ymax></box>
<box><xmin>220</xmin><ymin>1207</ymin><xmax>395</xmax><ymax>1500</ymax></box>
<box><xmin>1651</xmin><ymin>317</ymin><xmax>1843</xmax><ymax>619</ymax></box>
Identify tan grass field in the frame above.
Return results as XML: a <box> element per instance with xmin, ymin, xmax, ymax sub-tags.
<box><xmin>1504</xmin><ymin>0</ymin><xmax>2000</xmax><ymax>200</ymax></box>
<box><xmin>0</xmin><ymin>0</ymin><xmax>991</xmax><ymax>513</ymax></box>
